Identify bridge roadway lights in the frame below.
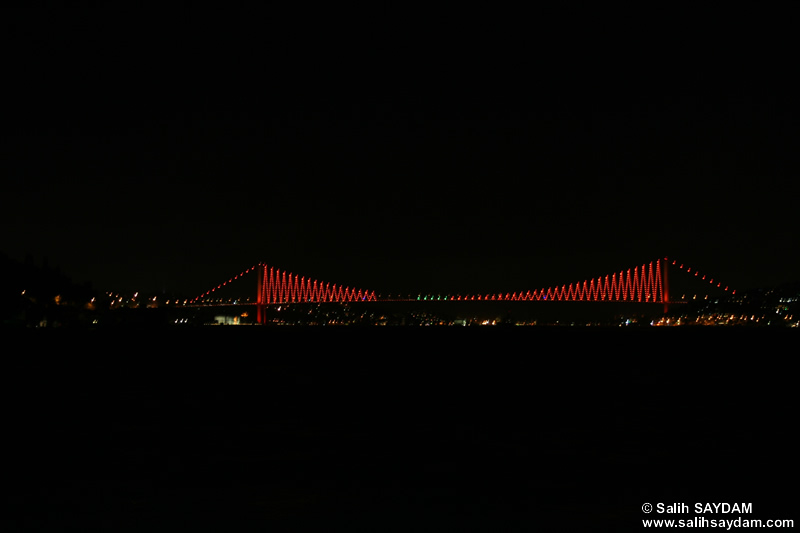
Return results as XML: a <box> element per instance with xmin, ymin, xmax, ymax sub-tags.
<box><xmin>194</xmin><ymin>256</ymin><xmax>734</xmax><ymax>320</ymax></box>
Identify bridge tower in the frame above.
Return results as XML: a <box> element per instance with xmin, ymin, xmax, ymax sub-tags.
<box><xmin>256</xmin><ymin>263</ymin><xmax>265</xmax><ymax>325</ymax></box>
<box><xmin>662</xmin><ymin>257</ymin><xmax>670</xmax><ymax>314</ymax></box>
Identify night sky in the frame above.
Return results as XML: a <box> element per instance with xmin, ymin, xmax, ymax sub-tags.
<box><xmin>3</xmin><ymin>7</ymin><xmax>798</xmax><ymax>298</ymax></box>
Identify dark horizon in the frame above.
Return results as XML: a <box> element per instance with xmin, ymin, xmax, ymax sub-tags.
<box><xmin>2</xmin><ymin>7</ymin><xmax>798</xmax><ymax>298</ymax></box>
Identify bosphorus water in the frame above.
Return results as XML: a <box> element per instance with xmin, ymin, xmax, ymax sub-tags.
<box><xmin>4</xmin><ymin>326</ymin><xmax>794</xmax><ymax>531</ymax></box>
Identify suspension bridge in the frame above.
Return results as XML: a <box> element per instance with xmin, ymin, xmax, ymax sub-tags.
<box><xmin>188</xmin><ymin>257</ymin><xmax>734</xmax><ymax>325</ymax></box>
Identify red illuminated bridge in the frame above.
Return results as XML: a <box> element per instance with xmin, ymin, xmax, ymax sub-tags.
<box><xmin>189</xmin><ymin>258</ymin><xmax>734</xmax><ymax>324</ymax></box>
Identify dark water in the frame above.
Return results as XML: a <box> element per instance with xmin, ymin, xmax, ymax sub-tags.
<box><xmin>3</xmin><ymin>327</ymin><xmax>796</xmax><ymax>531</ymax></box>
